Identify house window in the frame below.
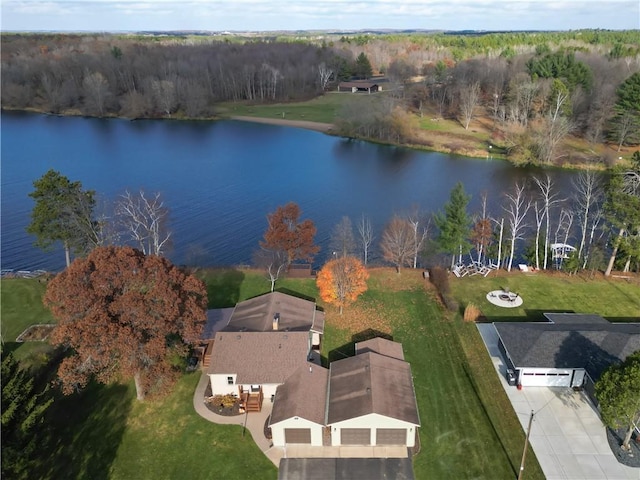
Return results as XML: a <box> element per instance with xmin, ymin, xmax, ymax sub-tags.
<box><xmin>227</xmin><ymin>376</ymin><xmax>234</xmax><ymax>385</ymax></box>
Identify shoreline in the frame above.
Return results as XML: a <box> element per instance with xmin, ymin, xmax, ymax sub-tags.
<box><xmin>3</xmin><ymin>107</ymin><xmax>631</xmax><ymax>170</ymax></box>
<box><xmin>229</xmin><ymin>115</ymin><xmax>334</xmax><ymax>133</ymax></box>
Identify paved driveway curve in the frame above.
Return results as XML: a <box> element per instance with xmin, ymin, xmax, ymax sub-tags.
<box><xmin>477</xmin><ymin>323</ymin><xmax>639</xmax><ymax>480</ymax></box>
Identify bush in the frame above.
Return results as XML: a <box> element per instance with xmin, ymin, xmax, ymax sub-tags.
<box><xmin>429</xmin><ymin>266</ymin><xmax>450</xmax><ymax>296</ymax></box>
<box><xmin>430</xmin><ymin>267</ymin><xmax>457</xmax><ymax>311</ymax></box>
<box><xmin>464</xmin><ymin>303</ymin><xmax>482</xmax><ymax>322</ymax></box>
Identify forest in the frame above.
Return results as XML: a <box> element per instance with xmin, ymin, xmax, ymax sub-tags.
<box><xmin>2</xmin><ymin>30</ymin><xmax>639</xmax><ymax>166</ymax></box>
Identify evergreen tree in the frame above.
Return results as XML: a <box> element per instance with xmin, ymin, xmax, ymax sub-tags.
<box><xmin>434</xmin><ymin>182</ymin><xmax>472</xmax><ymax>268</ymax></box>
<box><xmin>609</xmin><ymin>72</ymin><xmax>640</xmax><ymax>149</ymax></box>
<box><xmin>354</xmin><ymin>52</ymin><xmax>373</xmax><ymax>79</ymax></box>
<box><xmin>27</xmin><ymin>169</ymin><xmax>97</xmax><ymax>267</ymax></box>
<box><xmin>1</xmin><ymin>353</ymin><xmax>53</xmax><ymax>480</ymax></box>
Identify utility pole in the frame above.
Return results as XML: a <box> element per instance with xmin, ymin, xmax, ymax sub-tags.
<box><xmin>518</xmin><ymin>410</ymin><xmax>535</xmax><ymax>480</ymax></box>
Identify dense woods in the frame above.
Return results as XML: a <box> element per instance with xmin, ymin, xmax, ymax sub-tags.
<box><xmin>2</xmin><ymin>30</ymin><xmax>639</xmax><ymax>166</ymax></box>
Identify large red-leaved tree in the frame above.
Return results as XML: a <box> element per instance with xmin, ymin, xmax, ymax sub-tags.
<box><xmin>261</xmin><ymin>202</ymin><xmax>319</xmax><ymax>266</ymax></box>
<box><xmin>316</xmin><ymin>256</ymin><xmax>369</xmax><ymax>314</ymax></box>
<box><xmin>44</xmin><ymin>246</ymin><xmax>207</xmax><ymax>401</ymax></box>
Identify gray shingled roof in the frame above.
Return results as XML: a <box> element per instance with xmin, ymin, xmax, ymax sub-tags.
<box><xmin>327</xmin><ymin>352</ymin><xmax>420</xmax><ymax>426</ymax></box>
<box><xmin>224</xmin><ymin>292</ymin><xmax>324</xmax><ymax>334</ymax></box>
<box><xmin>494</xmin><ymin>316</ymin><xmax>640</xmax><ymax>380</ymax></box>
<box><xmin>356</xmin><ymin>337</ymin><xmax>404</xmax><ymax>360</ymax></box>
<box><xmin>270</xmin><ymin>363</ymin><xmax>329</xmax><ymax>426</ymax></box>
<box><xmin>207</xmin><ymin>331</ymin><xmax>310</xmax><ymax>384</ymax></box>
<box><xmin>278</xmin><ymin>458</ymin><xmax>415</xmax><ymax>480</ymax></box>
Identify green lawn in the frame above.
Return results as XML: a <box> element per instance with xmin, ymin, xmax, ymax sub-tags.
<box><xmin>1</xmin><ymin>278</ymin><xmax>56</xmax><ymax>366</ymax></box>
<box><xmin>217</xmin><ymin>92</ymin><xmax>385</xmax><ymax>125</ymax></box>
<box><xmin>449</xmin><ymin>271</ymin><xmax>640</xmax><ymax>321</ymax></box>
<box><xmin>7</xmin><ymin>268</ymin><xmax>639</xmax><ymax>479</ymax></box>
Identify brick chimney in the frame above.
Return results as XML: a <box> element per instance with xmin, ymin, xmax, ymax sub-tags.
<box><xmin>272</xmin><ymin>313</ymin><xmax>280</xmax><ymax>331</ymax></box>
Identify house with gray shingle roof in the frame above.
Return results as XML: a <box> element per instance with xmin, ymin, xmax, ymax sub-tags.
<box><xmin>206</xmin><ymin>292</ymin><xmax>324</xmax><ymax>410</ymax></box>
<box><xmin>269</xmin><ymin>337</ymin><xmax>420</xmax><ymax>448</ymax></box>
<box><xmin>494</xmin><ymin>313</ymin><xmax>640</xmax><ymax>392</ymax></box>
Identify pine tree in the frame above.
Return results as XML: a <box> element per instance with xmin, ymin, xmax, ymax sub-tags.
<box><xmin>434</xmin><ymin>182</ymin><xmax>472</xmax><ymax>268</ymax></box>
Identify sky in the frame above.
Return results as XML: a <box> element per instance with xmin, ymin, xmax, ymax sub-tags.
<box><xmin>1</xmin><ymin>0</ymin><xmax>639</xmax><ymax>32</ymax></box>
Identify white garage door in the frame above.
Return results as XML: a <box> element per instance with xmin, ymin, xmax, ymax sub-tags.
<box><xmin>520</xmin><ymin>369</ymin><xmax>572</xmax><ymax>387</ymax></box>
<box><xmin>341</xmin><ymin>428</ymin><xmax>371</xmax><ymax>445</ymax></box>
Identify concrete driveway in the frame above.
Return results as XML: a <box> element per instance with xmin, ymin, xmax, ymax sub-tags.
<box><xmin>476</xmin><ymin>323</ymin><xmax>639</xmax><ymax>480</ymax></box>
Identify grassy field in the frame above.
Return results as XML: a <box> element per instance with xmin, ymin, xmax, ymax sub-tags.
<box><xmin>4</xmin><ymin>267</ymin><xmax>639</xmax><ymax>479</ymax></box>
<box><xmin>217</xmin><ymin>92</ymin><xmax>352</xmax><ymax>124</ymax></box>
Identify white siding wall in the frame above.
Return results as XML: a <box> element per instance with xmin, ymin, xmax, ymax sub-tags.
<box><xmin>209</xmin><ymin>373</ymin><xmax>237</xmax><ymax>396</ymax></box>
<box><xmin>209</xmin><ymin>376</ymin><xmax>282</xmax><ymax>399</ymax></box>
<box><xmin>329</xmin><ymin>413</ymin><xmax>417</xmax><ymax>447</ymax></box>
<box><xmin>270</xmin><ymin>417</ymin><xmax>324</xmax><ymax>447</ymax></box>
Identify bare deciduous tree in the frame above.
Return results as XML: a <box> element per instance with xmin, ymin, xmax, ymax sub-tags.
<box><xmin>82</xmin><ymin>71</ymin><xmax>110</xmax><ymax>116</ymax></box>
<box><xmin>459</xmin><ymin>81</ymin><xmax>481</xmax><ymax>130</ymax></box>
<box><xmin>357</xmin><ymin>214</ymin><xmax>374</xmax><ymax>265</ymax></box>
<box><xmin>380</xmin><ymin>216</ymin><xmax>414</xmax><ymax>273</ymax></box>
<box><xmin>572</xmin><ymin>171</ymin><xmax>603</xmax><ymax>263</ymax></box>
<box><xmin>318</xmin><ymin>62</ymin><xmax>334</xmax><ymax>90</ymax></box>
<box><xmin>253</xmin><ymin>247</ymin><xmax>287</xmax><ymax>292</ymax></box>
<box><xmin>534</xmin><ymin>175</ymin><xmax>563</xmax><ymax>270</ymax></box>
<box><xmin>503</xmin><ymin>182</ymin><xmax>532</xmax><ymax>272</ymax></box>
<box><xmin>116</xmin><ymin>190</ymin><xmax>171</xmax><ymax>256</ymax></box>
<box><xmin>407</xmin><ymin>208</ymin><xmax>430</xmax><ymax>269</ymax></box>
<box><xmin>151</xmin><ymin>79</ymin><xmax>177</xmax><ymax>116</ymax></box>
<box><xmin>330</xmin><ymin>216</ymin><xmax>356</xmax><ymax>259</ymax></box>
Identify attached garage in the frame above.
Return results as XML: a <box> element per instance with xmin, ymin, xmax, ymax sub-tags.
<box><xmin>341</xmin><ymin>428</ymin><xmax>371</xmax><ymax>445</ymax></box>
<box><xmin>376</xmin><ymin>428</ymin><xmax>407</xmax><ymax>445</ymax></box>
<box><xmin>284</xmin><ymin>428</ymin><xmax>311</xmax><ymax>444</ymax></box>
<box><xmin>518</xmin><ymin>369</ymin><xmax>572</xmax><ymax>387</ymax></box>
<box><xmin>494</xmin><ymin>314</ymin><xmax>639</xmax><ymax>391</ymax></box>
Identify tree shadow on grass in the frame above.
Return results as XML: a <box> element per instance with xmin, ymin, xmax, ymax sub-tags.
<box><xmin>33</xmin><ymin>381</ymin><xmax>133</xmax><ymax>480</ymax></box>
<box><xmin>327</xmin><ymin>329</ymin><xmax>394</xmax><ymax>364</ymax></box>
<box><xmin>202</xmin><ymin>269</ymin><xmax>245</xmax><ymax>308</ymax></box>
<box><xmin>273</xmin><ymin>287</ymin><xmax>317</xmax><ymax>304</ymax></box>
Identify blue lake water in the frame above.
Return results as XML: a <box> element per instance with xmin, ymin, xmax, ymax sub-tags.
<box><xmin>1</xmin><ymin>112</ymin><xmax>579</xmax><ymax>272</ymax></box>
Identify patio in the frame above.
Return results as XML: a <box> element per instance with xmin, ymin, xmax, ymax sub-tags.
<box><xmin>486</xmin><ymin>289</ymin><xmax>523</xmax><ymax>308</ymax></box>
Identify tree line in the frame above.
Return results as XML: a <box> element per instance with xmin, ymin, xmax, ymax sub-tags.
<box><xmin>29</xmin><ymin>155</ymin><xmax>639</xmax><ymax>294</ymax></box>
<box><xmin>2</xmin><ymin>31</ymin><xmax>638</xmax><ymax>164</ymax></box>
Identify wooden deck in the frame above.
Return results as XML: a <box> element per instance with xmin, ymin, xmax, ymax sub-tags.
<box><xmin>239</xmin><ymin>386</ymin><xmax>263</xmax><ymax>412</ymax></box>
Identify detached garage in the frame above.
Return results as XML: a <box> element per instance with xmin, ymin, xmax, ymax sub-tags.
<box><xmin>495</xmin><ymin>313</ymin><xmax>640</xmax><ymax>389</ymax></box>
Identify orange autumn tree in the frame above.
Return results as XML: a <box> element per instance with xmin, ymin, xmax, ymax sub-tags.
<box><xmin>317</xmin><ymin>256</ymin><xmax>369</xmax><ymax>314</ymax></box>
<box><xmin>44</xmin><ymin>246</ymin><xmax>207</xmax><ymax>401</ymax></box>
<box><xmin>261</xmin><ymin>202</ymin><xmax>319</xmax><ymax>266</ymax></box>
